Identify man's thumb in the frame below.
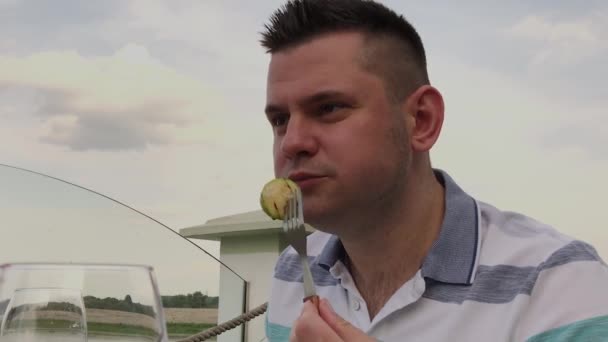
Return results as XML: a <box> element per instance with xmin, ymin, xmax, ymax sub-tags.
<box><xmin>318</xmin><ymin>298</ymin><xmax>368</xmax><ymax>340</ymax></box>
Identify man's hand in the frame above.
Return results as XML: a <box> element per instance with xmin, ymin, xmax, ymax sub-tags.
<box><xmin>289</xmin><ymin>298</ymin><xmax>376</xmax><ymax>341</ymax></box>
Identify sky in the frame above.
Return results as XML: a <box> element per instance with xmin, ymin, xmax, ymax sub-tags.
<box><xmin>0</xmin><ymin>0</ymin><xmax>606</xmax><ymax>296</ymax></box>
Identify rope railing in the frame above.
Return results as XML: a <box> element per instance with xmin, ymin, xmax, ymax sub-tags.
<box><xmin>175</xmin><ymin>302</ymin><xmax>268</xmax><ymax>342</ymax></box>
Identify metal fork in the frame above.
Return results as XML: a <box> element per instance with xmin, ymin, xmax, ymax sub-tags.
<box><xmin>283</xmin><ymin>187</ymin><xmax>319</xmax><ymax>307</ymax></box>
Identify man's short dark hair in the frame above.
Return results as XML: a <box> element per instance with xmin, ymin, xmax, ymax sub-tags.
<box><xmin>260</xmin><ymin>0</ymin><xmax>430</xmax><ymax>101</ymax></box>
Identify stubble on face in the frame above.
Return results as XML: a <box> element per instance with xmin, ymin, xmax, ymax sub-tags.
<box><xmin>266</xmin><ymin>32</ymin><xmax>415</xmax><ymax>236</ymax></box>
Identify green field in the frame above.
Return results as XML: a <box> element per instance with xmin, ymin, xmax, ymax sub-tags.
<box><xmin>166</xmin><ymin>322</ymin><xmax>216</xmax><ymax>336</ymax></box>
<box><xmin>1</xmin><ymin>319</ymin><xmax>212</xmax><ymax>337</ymax></box>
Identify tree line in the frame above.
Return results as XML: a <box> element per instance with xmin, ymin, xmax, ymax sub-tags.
<box><xmin>161</xmin><ymin>291</ymin><xmax>218</xmax><ymax>308</ymax></box>
<box><xmin>0</xmin><ymin>291</ymin><xmax>219</xmax><ymax>316</ymax></box>
<box><xmin>84</xmin><ymin>295</ymin><xmax>156</xmax><ymax>316</ymax></box>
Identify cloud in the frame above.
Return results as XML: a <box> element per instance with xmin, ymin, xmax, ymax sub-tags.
<box><xmin>0</xmin><ymin>44</ymin><xmax>226</xmax><ymax>151</ymax></box>
<box><xmin>501</xmin><ymin>12</ymin><xmax>608</xmax><ymax>160</ymax></box>
<box><xmin>0</xmin><ymin>0</ymin><xmax>17</xmax><ymax>7</ymax></box>
<box><xmin>115</xmin><ymin>0</ymin><xmax>272</xmax><ymax>73</ymax></box>
<box><xmin>504</xmin><ymin>12</ymin><xmax>608</xmax><ymax>66</ymax></box>
<box><xmin>539</xmin><ymin>110</ymin><xmax>608</xmax><ymax>160</ymax></box>
<box><xmin>123</xmin><ymin>0</ymin><xmax>261</xmax><ymax>45</ymax></box>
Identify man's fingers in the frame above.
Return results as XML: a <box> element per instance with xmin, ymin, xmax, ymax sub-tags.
<box><xmin>319</xmin><ymin>298</ymin><xmax>371</xmax><ymax>341</ymax></box>
<box><xmin>318</xmin><ymin>298</ymin><xmax>350</xmax><ymax>330</ymax></box>
<box><xmin>301</xmin><ymin>299</ymin><xmax>319</xmax><ymax>316</ymax></box>
<box><xmin>291</xmin><ymin>300</ymin><xmax>342</xmax><ymax>341</ymax></box>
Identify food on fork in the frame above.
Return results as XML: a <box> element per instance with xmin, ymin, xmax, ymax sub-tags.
<box><xmin>260</xmin><ymin>178</ymin><xmax>299</xmax><ymax>220</ymax></box>
<box><xmin>261</xmin><ymin>178</ymin><xmax>320</xmax><ymax>307</ymax></box>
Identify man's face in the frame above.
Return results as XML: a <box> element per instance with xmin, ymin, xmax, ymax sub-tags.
<box><xmin>265</xmin><ymin>31</ymin><xmax>411</xmax><ymax>232</ymax></box>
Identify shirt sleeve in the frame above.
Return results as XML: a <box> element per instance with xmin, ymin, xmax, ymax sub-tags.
<box><xmin>514</xmin><ymin>242</ymin><xmax>608</xmax><ymax>341</ymax></box>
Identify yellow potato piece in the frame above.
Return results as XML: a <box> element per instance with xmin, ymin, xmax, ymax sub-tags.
<box><xmin>260</xmin><ymin>178</ymin><xmax>298</xmax><ymax>220</ymax></box>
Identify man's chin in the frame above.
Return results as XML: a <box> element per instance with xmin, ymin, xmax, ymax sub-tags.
<box><xmin>302</xmin><ymin>211</ymin><xmax>345</xmax><ymax>235</ymax></box>
<box><xmin>302</xmin><ymin>197</ymin><xmax>351</xmax><ymax>232</ymax></box>
<box><xmin>302</xmin><ymin>211</ymin><xmax>327</xmax><ymax>230</ymax></box>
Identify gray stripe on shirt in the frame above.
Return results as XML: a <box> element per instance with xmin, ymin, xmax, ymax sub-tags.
<box><xmin>274</xmin><ymin>254</ymin><xmax>339</xmax><ymax>286</ymax></box>
<box><xmin>273</xmin><ymin>241</ymin><xmax>603</xmax><ymax>304</ymax></box>
<box><xmin>424</xmin><ymin>240</ymin><xmax>602</xmax><ymax>304</ymax></box>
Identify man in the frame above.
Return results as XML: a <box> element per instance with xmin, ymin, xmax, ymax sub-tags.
<box><xmin>260</xmin><ymin>0</ymin><xmax>608</xmax><ymax>341</ymax></box>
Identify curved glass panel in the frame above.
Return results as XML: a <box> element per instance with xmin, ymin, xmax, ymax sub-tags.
<box><xmin>0</xmin><ymin>164</ymin><xmax>246</xmax><ymax>342</ymax></box>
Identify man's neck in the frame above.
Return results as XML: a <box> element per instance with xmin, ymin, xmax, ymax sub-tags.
<box><xmin>340</xmin><ymin>168</ymin><xmax>445</xmax><ymax>320</ymax></box>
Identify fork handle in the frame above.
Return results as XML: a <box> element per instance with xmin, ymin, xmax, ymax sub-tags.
<box><xmin>303</xmin><ymin>295</ymin><xmax>320</xmax><ymax>309</ymax></box>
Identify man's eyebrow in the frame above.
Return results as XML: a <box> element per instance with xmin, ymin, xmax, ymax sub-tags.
<box><xmin>302</xmin><ymin>90</ymin><xmax>348</xmax><ymax>105</ymax></box>
<box><xmin>264</xmin><ymin>90</ymin><xmax>349</xmax><ymax>115</ymax></box>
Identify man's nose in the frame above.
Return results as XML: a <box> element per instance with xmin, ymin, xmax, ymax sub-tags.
<box><xmin>280</xmin><ymin>115</ymin><xmax>319</xmax><ymax>159</ymax></box>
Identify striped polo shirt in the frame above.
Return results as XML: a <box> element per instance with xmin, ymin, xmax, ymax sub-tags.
<box><xmin>265</xmin><ymin>170</ymin><xmax>608</xmax><ymax>341</ymax></box>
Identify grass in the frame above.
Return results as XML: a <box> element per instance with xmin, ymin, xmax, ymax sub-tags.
<box><xmin>87</xmin><ymin>322</ymin><xmax>157</xmax><ymax>337</ymax></box>
<box><xmin>4</xmin><ymin>319</ymin><xmax>156</xmax><ymax>337</ymax></box>
<box><xmin>2</xmin><ymin>319</ymin><xmax>216</xmax><ymax>338</ymax></box>
<box><xmin>166</xmin><ymin>322</ymin><xmax>216</xmax><ymax>336</ymax></box>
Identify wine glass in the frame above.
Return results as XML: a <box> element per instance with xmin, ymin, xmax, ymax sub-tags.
<box><xmin>0</xmin><ymin>263</ymin><xmax>168</xmax><ymax>342</ymax></box>
<box><xmin>0</xmin><ymin>287</ymin><xmax>87</xmax><ymax>342</ymax></box>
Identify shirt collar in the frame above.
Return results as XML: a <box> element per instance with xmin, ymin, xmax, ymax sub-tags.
<box><xmin>315</xmin><ymin>169</ymin><xmax>480</xmax><ymax>285</ymax></box>
<box><xmin>421</xmin><ymin>169</ymin><xmax>480</xmax><ymax>285</ymax></box>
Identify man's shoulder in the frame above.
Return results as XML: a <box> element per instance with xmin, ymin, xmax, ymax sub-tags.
<box><xmin>477</xmin><ymin>200</ymin><xmax>605</xmax><ymax>269</ymax></box>
<box><xmin>476</xmin><ymin>202</ymin><xmax>608</xmax><ymax>341</ymax></box>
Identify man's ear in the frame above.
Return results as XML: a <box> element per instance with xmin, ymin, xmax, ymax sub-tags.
<box><xmin>404</xmin><ymin>85</ymin><xmax>445</xmax><ymax>152</ymax></box>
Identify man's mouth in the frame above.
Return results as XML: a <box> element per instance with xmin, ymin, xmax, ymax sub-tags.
<box><xmin>288</xmin><ymin>172</ymin><xmax>326</xmax><ymax>189</ymax></box>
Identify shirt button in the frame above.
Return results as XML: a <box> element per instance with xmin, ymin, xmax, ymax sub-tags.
<box><xmin>352</xmin><ymin>299</ymin><xmax>361</xmax><ymax>311</ymax></box>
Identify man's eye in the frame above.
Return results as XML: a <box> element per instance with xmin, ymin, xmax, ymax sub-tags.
<box><xmin>270</xmin><ymin>114</ymin><xmax>288</xmax><ymax>127</ymax></box>
<box><xmin>319</xmin><ymin>103</ymin><xmax>346</xmax><ymax>114</ymax></box>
